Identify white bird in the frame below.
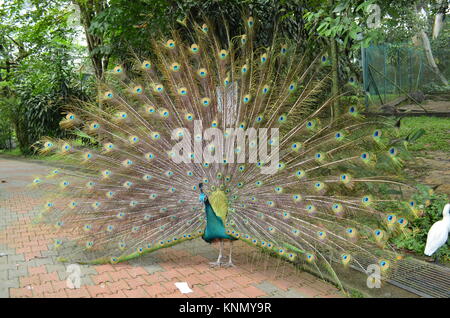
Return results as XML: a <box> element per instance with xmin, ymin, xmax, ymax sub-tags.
<box><xmin>424</xmin><ymin>203</ymin><xmax>450</xmax><ymax>258</ymax></box>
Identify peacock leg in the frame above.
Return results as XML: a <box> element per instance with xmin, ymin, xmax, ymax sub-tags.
<box><xmin>223</xmin><ymin>241</ymin><xmax>235</xmax><ymax>267</ymax></box>
<box><xmin>434</xmin><ymin>255</ymin><xmax>439</xmax><ymax>264</ymax></box>
<box><xmin>209</xmin><ymin>240</ymin><xmax>224</xmax><ymax>267</ymax></box>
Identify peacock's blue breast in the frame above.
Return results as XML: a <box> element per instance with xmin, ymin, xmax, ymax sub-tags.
<box><xmin>202</xmin><ymin>202</ymin><xmax>236</xmax><ymax>243</ymax></box>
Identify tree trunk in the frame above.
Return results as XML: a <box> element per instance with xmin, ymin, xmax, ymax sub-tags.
<box><xmin>419</xmin><ymin>30</ymin><xmax>448</xmax><ymax>86</ymax></box>
<box><xmin>415</xmin><ymin>4</ymin><xmax>448</xmax><ymax>86</ymax></box>
<box><xmin>73</xmin><ymin>0</ymin><xmax>109</xmax><ymax>81</ymax></box>
<box><xmin>432</xmin><ymin>12</ymin><xmax>444</xmax><ymax>39</ymax></box>
<box><xmin>432</xmin><ymin>0</ymin><xmax>446</xmax><ymax>39</ymax></box>
<box><xmin>329</xmin><ymin>0</ymin><xmax>339</xmax><ymax>118</ymax></box>
<box><xmin>330</xmin><ymin>38</ymin><xmax>339</xmax><ymax>116</ymax></box>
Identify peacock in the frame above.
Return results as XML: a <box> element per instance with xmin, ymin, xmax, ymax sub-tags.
<box><xmin>33</xmin><ymin>16</ymin><xmax>421</xmax><ymax>286</ymax></box>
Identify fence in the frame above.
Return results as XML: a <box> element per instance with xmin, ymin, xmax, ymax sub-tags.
<box><xmin>361</xmin><ymin>43</ymin><xmax>449</xmax><ymax>111</ymax></box>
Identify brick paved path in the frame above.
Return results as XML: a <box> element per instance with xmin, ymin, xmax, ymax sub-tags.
<box><xmin>0</xmin><ymin>157</ymin><xmax>344</xmax><ymax>298</ymax></box>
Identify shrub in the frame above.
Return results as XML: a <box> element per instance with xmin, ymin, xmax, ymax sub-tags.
<box><xmin>391</xmin><ymin>185</ymin><xmax>449</xmax><ymax>261</ymax></box>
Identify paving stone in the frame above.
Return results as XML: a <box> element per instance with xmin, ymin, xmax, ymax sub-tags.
<box><xmin>267</xmin><ymin>291</ymin><xmax>288</xmax><ymax>298</ymax></box>
<box><xmin>0</xmin><ymin>264</ymin><xmax>15</xmax><ymax>271</ymax></box>
<box><xmin>80</xmin><ymin>266</ymin><xmax>98</xmax><ymax>276</ymax></box>
<box><xmin>254</xmin><ymin>281</ymin><xmax>280</xmax><ymax>294</ymax></box>
<box><xmin>143</xmin><ymin>264</ymin><xmax>164</xmax><ymax>274</ymax></box>
<box><xmin>57</xmin><ymin>270</ymin><xmax>69</xmax><ymax>281</ymax></box>
<box><xmin>7</xmin><ymin>254</ymin><xmax>25</xmax><ymax>263</ymax></box>
<box><xmin>41</xmin><ymin>250</ymin><xmax>58</xmax><ymax>257</ymax></box>
<box><xmin>0</xmin><ymin>279</ymin><xmax>19</xmax><ymax>289</ymax></box>
<box><xmin>284</xmin><ymin>288</ymin><xmax>306</xmax><ymax>298</ymax></box>
<box><xmin>45</xmin><ymin>264</ymin><xmax>66</xmax><ymax>274</ymax></box>
<box><xmin>32</xmin><ymin>258</ymin><xmax>54</xmax><ymax>266</ymax></box>
<box><xmin>0</xmin><ymin>288</ymin><xmax>9</xmax><ymax>298</ymax></box>
<box><xmin>81</xmin><ymin>275</ymin><xmax>95</xmax><ymax>286</ymax></box>
<box><xmin>8</xmin><ymin>266</ymin><xmax>28</xmax><ymax>279</ymax></box>
<box><xmin>0</xmin><ymin>270</ymin><xmax>7</xmax><ymax>280</ymax></box>
<box><xmin>0</xmin><ymin>158</ymin><xmax>344</xmax><ymax>299</ymax></box>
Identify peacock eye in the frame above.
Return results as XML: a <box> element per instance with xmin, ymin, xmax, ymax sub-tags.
<box><xmin>389</xmin><ymin>147</ymin><xmax>397</xmax><ymax>155</ymax></box>
<box><xmin>219</xmin><ymin>50</ymin><xmax>228</xmax><ymax>59</ymax></box>
<box><xmin>171</xmin><ymin>63</ymin><xmax>180</xmax><ymax>71</ymax></box>
<box><xmin>166</xmin><ymin>40</ymin><xmax>175</xmax><ymax>48</ymax></box>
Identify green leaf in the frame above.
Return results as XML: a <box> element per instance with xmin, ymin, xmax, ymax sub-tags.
<box><xmin>333</xmin><ymin>1</ymin><xmax>349</xmax><ymax>13</ymax></box>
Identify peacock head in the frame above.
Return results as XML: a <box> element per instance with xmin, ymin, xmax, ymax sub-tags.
<box><xmin>443</xmin><ymin>203</ymin><xmax>450</xmax><ymax>218</ymax></box>
<box><xmin>199</xmin><ymin>192</ymin><xmax>207</xmax><ymax>203</ymax></box>
<box><xmin>198</xmin><ymin>183</ymin><xmax>207</xmax><ymax>203</ymax></box>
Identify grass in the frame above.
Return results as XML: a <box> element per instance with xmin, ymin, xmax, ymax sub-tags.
<box><xmin>396</xmin><ymin>116</ymin><xmax>450</xmax><ymax>152</ymax></box>
<box><xmin>0</xmin><ymin>148</ymin><xmax>22</xmax><ymax>157</ymax></box>
<box><xmin>348</xmin><ymin>289</ymin><xmax>366</xmax><ymax>298</ymax></box>
<box><xmin>0</xmin><ymin>148</ymin><xmax>74</xmax><ymax>163</ymax></box>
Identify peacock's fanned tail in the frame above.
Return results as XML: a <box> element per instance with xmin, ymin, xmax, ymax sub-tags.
<box><xmin>34</xmin><ymin>17</ymin><xmax>419</xmax><ymax>283</ymax></box>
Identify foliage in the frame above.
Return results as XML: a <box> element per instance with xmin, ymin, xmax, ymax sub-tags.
<box><xmin>173</xmin><ymin>0</ymin><xmax>311</xmax><ymax>47</ymax></box>
<box><xmin>81</xmin><ymin>0</ymin><xmax>171</xmax><ymax>64</ymax></box>
<box><xmin>391</xmin><ymin>185</ymin><xmax>449</xmax><ymax>261</ymax></box>
<box><xmin>303</xmin><ymin>0</ymin><xmax>383</xmax><ymax>50</ymax></box>
<box><xmin>0</xmin><ymin>97</ymin><xmax>15</xmax><ymax>149</ymax></box>
<box><xmin>422</xmin><ymin>82</ymin><xmax>450</xmax><ymax>94</ymax></box>
<box><xmin>1</xmin><ymin>0</ymin><xmax>448</xmax><ymax>157</ymax></box>
<box><xmin>0</xmin><ymin>0</ymin><xmax>89</xmax><ymax>154</ymax></box>
<box><xmin>85</xmin><ymin>0</ymin><xmax>315</xmax><ymax>64</ymax></box>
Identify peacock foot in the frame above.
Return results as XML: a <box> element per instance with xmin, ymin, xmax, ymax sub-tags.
<box><xmin>209</xmin><ymin>261</ymin><xmax>223</xmax><ymax>267</ymax></box>
<box><xmin>222</xmin><ymin>261</ymin><xmax>235</xmax><ymax>267</ymax></box>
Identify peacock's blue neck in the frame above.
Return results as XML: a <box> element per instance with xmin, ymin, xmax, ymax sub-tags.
<box><xmin>203</xmin><ymin>200</ymin><xmax>213</xmax><ymax>220</ymax></box>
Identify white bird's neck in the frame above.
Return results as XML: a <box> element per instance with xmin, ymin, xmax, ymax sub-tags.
<box><xmin>443</xmin><ymin>204</ymin><xmax>450</xmax><ymax>231</ymax></box>
<box><xmin>443</xmin><ymin>204</ymin><xmax>450</xmax><ymax>217</ymax></box>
